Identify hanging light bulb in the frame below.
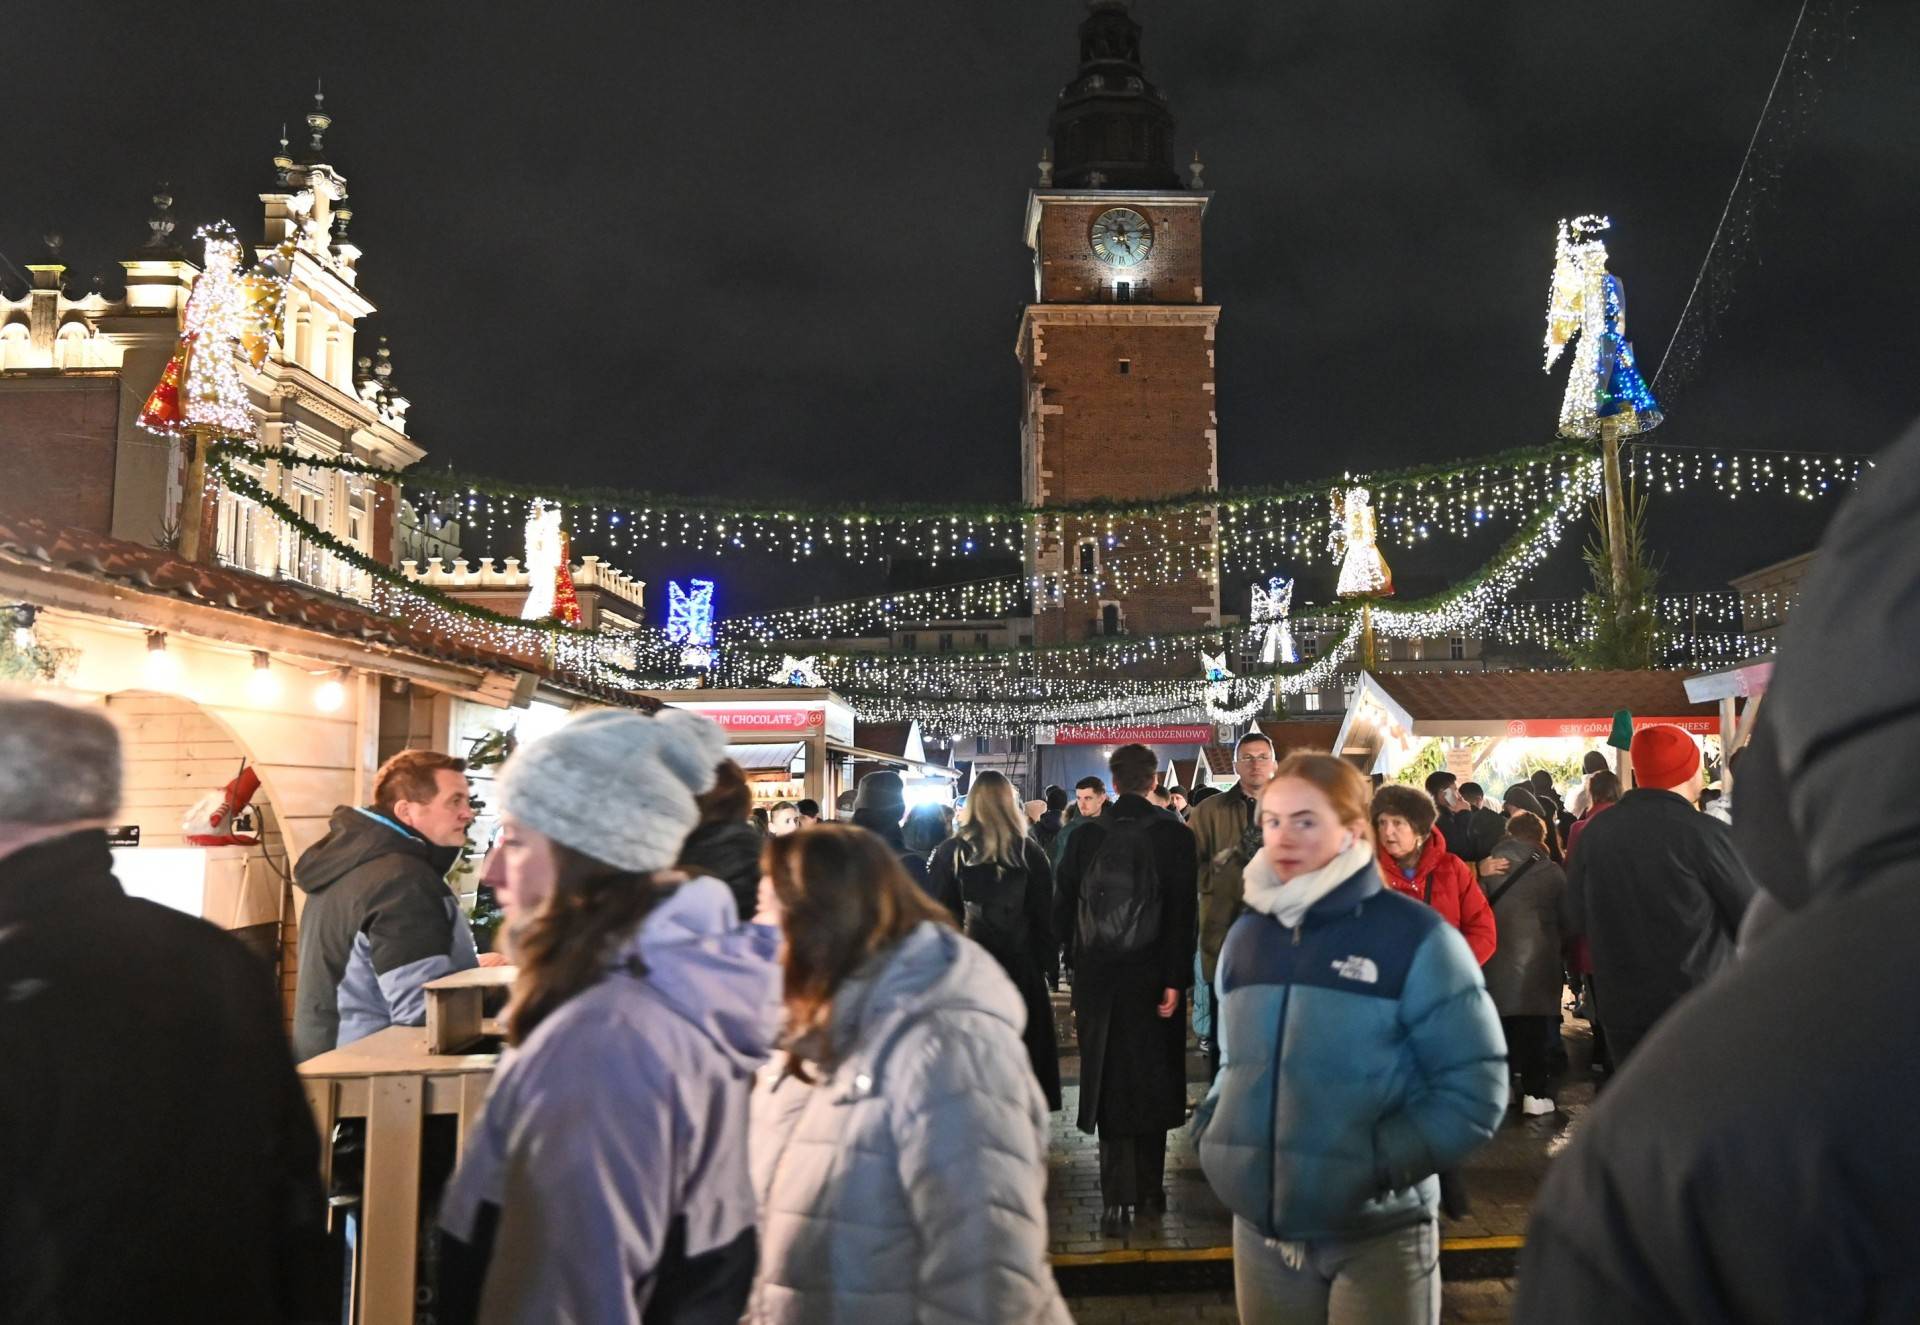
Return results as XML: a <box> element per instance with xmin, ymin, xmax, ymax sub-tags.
<box><xmin>10</xmin><ymin>605</ymin><xmax>35</xmax><ymax>650</ymax></box>
<box><xmin>246</xmin><ymin>650</ymin><xmax>281</xmax><ymax>705</ymax></box>
<box><xmin>144</xmin><ymin>631</ymin><xmax>181</xmax><ymax>689</ymax></box>
<box><xmin>313</xmin><ymin>669</ymin><xmax>348</xmax><ymax>713</ymax></box>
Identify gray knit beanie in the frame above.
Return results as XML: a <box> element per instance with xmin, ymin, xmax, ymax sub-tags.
<box><xmin>495</xmin><ymin>706</ymin><xmax>727</xmax><ymax>874</ymax></box>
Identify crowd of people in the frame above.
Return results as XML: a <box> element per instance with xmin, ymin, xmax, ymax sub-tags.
<box><xmin>4</xmin><ymin>424</ymin><xmax>1910</xmax><ymax>1324</ymax></box>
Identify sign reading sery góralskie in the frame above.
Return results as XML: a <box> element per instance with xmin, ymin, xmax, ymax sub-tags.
<box><xmin>1053</xmin><ymin>724</ymin><xmax>1216</xmax><ymax>746</ymax></box>
<box><xmin>1501</xmin><ymin>716</ymin><xmax>1717</xmax><ymax>738</ymax></box>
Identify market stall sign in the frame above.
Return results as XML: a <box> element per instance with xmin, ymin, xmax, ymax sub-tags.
<box><xmin>703</xmin><ymin>707</ymin><xmax>824</xmax><ymax>736</ymax></box>
<box><xmin>1501</xmin><ymin>716</ymin><xmax>1717</xmax><ymax>739</ymax></box>
<box><xmin>1053</xmin><ymin>723</ymin><xmax>1217</xmax><ymax>746</ymax></box>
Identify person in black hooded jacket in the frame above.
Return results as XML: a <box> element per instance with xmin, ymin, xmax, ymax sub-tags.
<box><xmin>1514</xmin><ymin>415</ymin><xmax>1920</xmax><ymax>1324</ymax></box>
<box><xmin>676</xmin><ymin>758</ymin><xmax>764</xmax><ymax>923</ymax></box>
<box><xmin>848</xmin><ymin>769</ymin><xmax>933</xmax><ymax>887</ymax></box>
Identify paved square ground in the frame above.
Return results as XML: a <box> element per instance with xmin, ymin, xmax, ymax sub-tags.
<box><xmin>1064</xmin><ymin>1280</ymin><xmax>1518</xmax><ymax>1323</ymax></box>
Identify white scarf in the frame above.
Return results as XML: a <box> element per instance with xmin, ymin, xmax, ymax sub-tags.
<box><xmin>1241</xmin><ymin>838</ymin><xmax>1376</xmax><ymax>931</ymax></box>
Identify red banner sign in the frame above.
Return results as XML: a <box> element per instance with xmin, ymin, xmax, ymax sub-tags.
<box><xmin>1054</xmin><ymin>724</ymin><xmax>1216</xmax><ymax>746</ymax></box>
<box><xmin>1501</xmin><ymin>716</ymin><xmax>1717</xmax><ymax>739</ymax></box>
<box><xmin>702</xmin><ymin>707</ymin><xmax>824</xmax><ymax>736</ymax></box>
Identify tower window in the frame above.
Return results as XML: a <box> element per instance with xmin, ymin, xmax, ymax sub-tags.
<box><xmin>1118</xmin><ymin>359</ymin><xmax>1131</xmax><ymax>375</ymax></box>
<box><xmin>1114</xmin><ymin>281</ymin><xmax>1132</xmax><ymax>303</ymax></box>
<box><xmin>1101</xmin><ymin>603</ymin><xmax>1123</xmax><ymax>636</ymax></box>
<box><xmin>1078</xmin><ymin>540</ymin><xmax>1098</xmax><ymax>577</ymax></box>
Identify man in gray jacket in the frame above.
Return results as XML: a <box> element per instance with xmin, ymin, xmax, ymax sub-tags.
<box><xmin>291</xmin><ymin>749</ymin><xmax>481</xmax><ymax>1060</ymax></box>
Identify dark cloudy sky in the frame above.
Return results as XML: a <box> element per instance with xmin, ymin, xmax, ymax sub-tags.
<box><xmin>6</xmin><ymin>0</ymin><xmax>1912</xmax><ymax>610</ymax></box>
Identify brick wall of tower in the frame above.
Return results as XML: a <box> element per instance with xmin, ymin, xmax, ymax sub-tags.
<box><xmin>1036</xmin><ymin>201</ymin><xmax>1206</xmax><ymax>304</ymax></box>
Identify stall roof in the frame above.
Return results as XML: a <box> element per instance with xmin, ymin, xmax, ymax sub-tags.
<box><xmin>0</xmin><ymin>514</ymin><xmax>535</xmax><ymax>686</ymax></box>
<box><xmin>1365</xmin><ymin>669</ymin><xmax>1716</xmax><ymax>731</ymax></box>
<box><xmin>731</xmin><ymin>742</ymin><xmax>805</xmax><ymax>772</ymax></box>
<box><xmin>1254</xmin><ymin>719</ymin><xmax>1345</xmax><ymax>755</ymax></box>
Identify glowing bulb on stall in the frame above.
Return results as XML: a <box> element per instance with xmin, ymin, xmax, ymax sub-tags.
<box><xmin>143</xmin><ymin>632</ymin><xmax>181</xmax><ymax>689</ymax></box>
<box><xmin>313</xmin><ymin>670</ymin><xmax>348</xmax><ymax>714</ymax></box>
<box><xmin>246</xmin><ymin>651</ymin><xmax>281</xmax><ymax>705</ymax></box>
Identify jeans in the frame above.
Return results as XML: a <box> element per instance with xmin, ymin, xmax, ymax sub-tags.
<box><xmin>1192</xmin><ymin>949</ymin><xmax>1215</xmax><ymax>1040</ymax></box>
<box><xmin>1232</xmin><ymin>1216</ymin><xmax>1440</xmax><ymax>1325</ymax></box>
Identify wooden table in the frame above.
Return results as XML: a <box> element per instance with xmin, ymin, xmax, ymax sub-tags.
<box><xmin>299</xmin><ymin>1025</ymin><xmax>501</xmax><ymax>1325</ymax></box>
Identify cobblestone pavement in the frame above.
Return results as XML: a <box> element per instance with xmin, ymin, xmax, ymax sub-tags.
<box><xmin>1064</xmin><ymin>1279</ymin><xmax>1518</xmax><ymax>1323</ymax></box>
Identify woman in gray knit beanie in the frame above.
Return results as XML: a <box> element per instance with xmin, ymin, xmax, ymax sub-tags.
<box><xmin>440</xmin><ymin>705</ymin><xmax>784</xmax><ymax>1323</ymax></box>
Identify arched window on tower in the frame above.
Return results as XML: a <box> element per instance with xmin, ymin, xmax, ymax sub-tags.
<box><xmin>1100</xmin><ymin>601</ymin><xmax>1124</xmax><ymax>637</ymax></box>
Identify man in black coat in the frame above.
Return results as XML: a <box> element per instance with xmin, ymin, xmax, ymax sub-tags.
<box><xmin>1427</xmin><ymin>770</ymin><xmax>1505</xmax><ymax>864</ymax></box>
<box><xmin>1563</xmin><ymin>725</ymin><xmax>1756</xmax><ymax>1066</ymax></box>
<box><xmin>0</xmin><ymin>696</ymin><xmax>329</xmax><ymax>1323</ymax></box>
<box><xmin>1515</xmin><ymin>416</ymin><xmax>1920</xmax><ymax>1324</ymax></box>
<box><xmin>1053</xmin><ymin>743</ymin><xmax>1197</xmax><ymax>1229</ymax></box>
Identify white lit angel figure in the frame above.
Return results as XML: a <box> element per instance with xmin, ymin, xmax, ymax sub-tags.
<box><xmin>1544</xmin><ymin>215</ymin><xmax>1663</xmax><ymax>441</ymax></box>
<box><xmin>1332</xmin><ymin>488</ymin><xmax>1394</xmax><ymax>599</ymax></box>
<box><xmin>520</xmin><ymin>503</ymin><xmax>564</xmax><ymax>621</ymax></box>
<box><xmin>1250</xmin><ymin>576</ymin><xmax>1297</xmax><ymax>665</ymax></box>
<box><xmin>667</xmin><ymin>579</ymin><xmax>716</xmax><ymax>670</ymax></box>
<box><xmin>771</xmin><ymin>656</ymin><xmax>823</xmax><ymax>687</ymax></box>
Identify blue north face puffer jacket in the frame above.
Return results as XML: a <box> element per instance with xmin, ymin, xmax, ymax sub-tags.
<box><xmin>1194</xmin><ymin>860</ymin><xmax>1506</xmax><ymax>1241</ymax></box>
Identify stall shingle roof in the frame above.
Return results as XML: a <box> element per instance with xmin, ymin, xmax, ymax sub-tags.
<box><xmin>1369</xmin><ymin>669</ymin><xmax>1716</xmax><ymax>722</ymax></box>
<box><xmin>0</xmin><ymin>514</ymin><xmax>534</xmax><ymax>673</ymax></box>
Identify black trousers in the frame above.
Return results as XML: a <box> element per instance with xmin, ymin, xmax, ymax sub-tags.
<box><xmin>1501</xmin><ymin>1014</ymin><xmax>1561</xmax><ymax>1097</ymax></box>
<box><xmin>1097</xmin><ymin>1129</ymin><xmax>1167</xmax><ymax>1206</ymax></box>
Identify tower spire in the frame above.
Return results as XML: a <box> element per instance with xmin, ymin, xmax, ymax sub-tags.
<box><xmin>1047</xmin><ymin>0</ymin><xmax>1179</xmax><ymax>190</ymax></box>
<box><xmin>303</xmin><ymin>80</ymin><xmax>331</xmax><ymax>161</ymax></box>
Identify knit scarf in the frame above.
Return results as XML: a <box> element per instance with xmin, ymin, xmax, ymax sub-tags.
<box><xmin>1241</xmin><ymin>838</ymin><xmax>1376</xmax><ymax>930</ymax></box>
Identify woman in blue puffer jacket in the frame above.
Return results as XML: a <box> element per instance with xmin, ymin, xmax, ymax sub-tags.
<box><xmin>1194</xmin><ymin>754</ymin><xmax>1506</xmax><ymax>1323</ymax></box>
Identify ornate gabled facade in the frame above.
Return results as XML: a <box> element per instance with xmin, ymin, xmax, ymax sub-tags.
<box><xmin>0</xmin><ymin>89</ymin><xmax>443</xmax><ymax>600</ymax></box>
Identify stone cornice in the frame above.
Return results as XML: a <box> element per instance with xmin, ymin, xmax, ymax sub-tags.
<box><xmin>1015</xmin><ymin>303</ymin><xmax>1220</xmax><ymax>354</ymax></box>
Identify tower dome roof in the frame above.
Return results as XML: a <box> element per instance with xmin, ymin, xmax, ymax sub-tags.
<box><xmin>1047</xmin><ymin>1</ymin><xmax>1180</xmax><ymax>190</ymax></box>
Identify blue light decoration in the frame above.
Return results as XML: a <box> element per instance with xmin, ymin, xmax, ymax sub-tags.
<box><xmin>667</xmin><ymin>578</ymin><xmax>716</xmax><ymax>670</ymax></box>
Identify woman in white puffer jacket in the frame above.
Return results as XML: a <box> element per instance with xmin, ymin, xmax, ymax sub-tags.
<box><xmin>747</xmin><ymin>825</ymin><xmax>1070</xmax><ymax>1325</ymax></box>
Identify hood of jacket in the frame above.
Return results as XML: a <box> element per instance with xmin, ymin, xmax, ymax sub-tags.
<box><xmin>1750</xmin><ymin>416</ymin><xmax>1920</xmax><ymax>904</ymax></box>
<box><xmin>603</xmin><ymin>875</ymin><xmax>783</xmax><ymax>1073</ymax></box>
<box><xmin>292</xmin><ymin>805</ymin><xmax>457</xmax><ymax>895</ymax></box>
<box><xmin>818</xmin><ymin>921</ymin><xmax>1021</xmax><ymax>1096</ymax></box>
<box><xmin>679</xmin><ymin>818</ymin><xmax>765</xmax><ymax>885</ymax></box>
<box><xmin>849</xmin><ymin>807</ymin><xmax>909</xmax><ymax>851</ymax></box>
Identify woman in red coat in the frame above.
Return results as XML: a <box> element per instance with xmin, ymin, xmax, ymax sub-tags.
<box><xmin>1371</xmin><ymin>784</ymin><xmax>1497</xmax><ymax>965</ymax></box>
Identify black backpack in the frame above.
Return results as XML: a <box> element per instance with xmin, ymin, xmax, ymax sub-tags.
<box><xmin>1076</xmin><ymin>816</ymin><xmax>1163</xmax><ymax>958</ymax></box>
<box><xmin>958</xmin><ymin>858</ymin><xmax>1029</xmax><ymax>954</ymax></box>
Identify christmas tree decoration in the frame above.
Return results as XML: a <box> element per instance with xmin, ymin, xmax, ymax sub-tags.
<box><xmin>550</xmin><ymin>530</ymin><xmax>584</xmax><ymax>626</ymax></box>
<box><xmin>667</xmin><ymin>578</ymin><xmax>717</xmax><ymax>669</ymax></box>
<box><xmin>1544</xmin><ymin>216</ymin><xmax>1663</xmax><ymax>441</ymax></box>
<box><xmin>1250</xmin><ymin>575</ymin><xmax>1296</xmax><ymax>664</ymax></box>
<box><xmin>771</xmin><ymin>656</ymin><xmax>824</xmax><ymax>687</ymax></box>
<box><xmin>1333</xmin><ymin>488</ymin><xmax>1394</xmax><ymax>598</ymax></box>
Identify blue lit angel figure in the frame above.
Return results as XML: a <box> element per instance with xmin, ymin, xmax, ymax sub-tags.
<box><xmin>1544</xmin><ymin>215</ymin><xmax>1663</xmax><ymax>440</ymax></box>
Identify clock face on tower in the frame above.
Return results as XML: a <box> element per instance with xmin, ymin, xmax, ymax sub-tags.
<box><xmin>1089</xmin><ymin>207</ymin><xmax>1153</xmax><ymax>268</ymax></box>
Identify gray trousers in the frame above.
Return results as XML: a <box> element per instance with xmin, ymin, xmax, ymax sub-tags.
<box><xmin>1231</xmin><ymin>1216</ymin><xmax>1440</xmax><ymax>1325</ymax></box>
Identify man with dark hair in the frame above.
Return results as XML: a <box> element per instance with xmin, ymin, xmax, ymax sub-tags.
<box><xmin>1054</xmin><ymin>743</ymin><xmax>1196</xmax><ymax>1228</ymax></box>
<box><xmin>0</xmin><ymin>696</ymin><xmax>330</xmax><ymax>1320</ymax></box>
<box><xmin>292</xmin><ymin>749</ymin><xmax>481</xmax><ymax>1060</ymax></box>
<box><xmin>1189</xmin><ymin>731</ymin><xmax>1277</xmax><ymax>1071</ymax></box>
<box><xmin>1461</xmin><ymin>782</ymin><xmax>1487</xmax><ymax>808</ymax></box>
<box><xmin>1436</xmin><ymin>778</ymin><xmax>1506</xmax><ymax>863</ymax></box>
<box><xmin>795</xmin><ymin>797</ymin><xmax>821</xmax><ymax>826</ymax></box>
<box><xmin>1032</xmin><ymin>784</ymin><xmax>1068</xmax><ymax>852</ymax></box>
<box><xmin>1050</xmin><ymin>775</ymin><xmax>1108</xmax><ymax>869</ymax></box>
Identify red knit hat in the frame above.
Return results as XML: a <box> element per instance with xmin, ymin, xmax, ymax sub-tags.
<box><xmin>1630</xmin><ymin>724</ymin><xmax>1701</xmax><ymax>791</ymax></box>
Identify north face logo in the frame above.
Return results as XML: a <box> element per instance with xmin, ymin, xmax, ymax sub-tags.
<box><xmin>1331</xmin><ymin>955</ymin><xmax>1379</xmax><ymax>984</ymax></box>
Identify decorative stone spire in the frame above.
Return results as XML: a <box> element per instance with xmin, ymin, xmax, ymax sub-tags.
<box><xmin>302</xmin><ymin>80</ymin><xmax>331</xmax><ymax>163</ymax></box>
<box><xmin>1188</xmin><ymin>148</ymin><xmax>1206</xmax><ymax>190</ymax></box>
<box><xmin>1038</xmin><ymin>144</ymin><xmax>1054</xmax><ymax>188</ymax></box>
<box><xmin>332</xmin><ymin>190</ymin><xmax>353</xmax><ymax>242</ymax></box>
<box><xmin>143</xmin><ymin>184</ymin><xmax>179</xmax><ymax>249</ymax></box>
<box><xmin>1047</xmin><ymin>0</ymin><xmax>1179</xmax><ymax>190</ymax></box>
<box><xmin>272</xmin><ymin>123</ymin><xmax>295</xmax><ymax>188</ymax></box>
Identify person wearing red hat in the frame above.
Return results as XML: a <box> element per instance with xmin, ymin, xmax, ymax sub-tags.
<box><xmin>1561</xmin><ymin>724</ymin><xmax>1757</xmax><ymax>1068</ymax></box>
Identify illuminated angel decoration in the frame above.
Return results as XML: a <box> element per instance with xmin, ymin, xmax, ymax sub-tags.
<box><xmin>138</xmin><ymin>223</ymin><xmax>291</xmax><ymax>440</ymax></box>
<box><xmin>771</xmin><ymin>656</ymin><xmax>824</xmax><ymax>687</ymax></box>
<box><xmin>1250</xmin><ymin>576</ymin><xmax>1296</xmax><ymax>665</ymax></box>
<box><xmin>1331</xmin><ymin>488</ymin><xmax>1394</xmax><ymax>599</ymax></box>
<box><xmin>1544</xmin><ymin>215</ymin><xmax>1663</xmax><ymax>440</ymax></box>
<box><xmin>521</xmin><ymin>503</ymin><xmax>564</xmax><ymax>621</ymax></box>
<box><xmin>667</xmin><ymin>579</ymin><xmax>717</xmax><ymax>669</ymax></box>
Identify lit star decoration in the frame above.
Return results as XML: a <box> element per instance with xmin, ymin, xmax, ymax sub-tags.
<box><xmin>771</xmin><ymin>656</ymin><xmax>824</xmax><ymax>687</ymax></box>
<box><xmin>667</xmin><ymin>579</ymin><xmax>717</xmax><ymax>669</ymax></box>
<box><xmin>1199</xmin><ymin>651</ymin><xmax>1233</xmax><ymax>683</ymax></box>
<box><xmin>1250</xmin><ymin>576</ymin><xmax>1297</xmax><ymax>665</ymax></box>
<box><xmin>1544</xmin><ymin>215</ymin><xmax>1663</xmax><ymax>441</ymax></box>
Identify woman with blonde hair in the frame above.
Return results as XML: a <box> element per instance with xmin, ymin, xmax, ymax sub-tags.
<box><xmin>748</xmin><ymin>826</ymin><xmax>1069</xmax><ymax>1324</ymax></box>
<box><xmin>925</xmin><ymin>770</ymin><xmax>1061</xmax><ymax>1108</ymax></box>
<box><xmin>1195</xmin><ymin>754</ymin><xmax>1506</xmax><ymax>1324</ymax></box>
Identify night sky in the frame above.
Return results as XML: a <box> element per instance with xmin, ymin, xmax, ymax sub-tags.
<box><xmin>7</xmin><ymin>1</ymin><xmax>1913</xmax><ymax>615</ymax></box>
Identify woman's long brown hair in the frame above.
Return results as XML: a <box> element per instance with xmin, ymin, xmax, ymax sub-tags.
<box><xmin>506</xmin><ymin>843</ymin><xmax>671</xmax><ymax>1045</ymax></box>
<box><xmin>764</xmin><ymin>824</ymin><xmax>951</xmax><ymax>1077</ymax></box>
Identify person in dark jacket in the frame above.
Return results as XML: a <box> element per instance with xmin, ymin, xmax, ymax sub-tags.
<box><xmin>1562</xmin><ymin>726</ymin><xmax>1756</xmax><ymax>1068</ymax></box>
<box><xmin>848</xmin><ymin>769</ymin><xmax>931</xmax><ymax>886</ymax></box>
<box><xmin>291</xmin><ymin>749</ymin><xmax>481</xmax><ymax>1061</ymax></box>
<box><xmin>0</xmin><ymin>696</ymin><xmax>330</xmax><ymax>1323</ymax></box>
<box><xmin>925</xmin><ymin>770</ymin><xmax>1061</xmax><ymax>1110</ymax></box>
<box><xmin>1033</xmin><ymin>784</ymin><xmax>1068</xmax><ymax>852</ymax></box>
<box><xmin>1515</xmin><ymin>417</ymin><xmax>1920</xmax><ymax>1325</ymax></box>
<box><xmin>439</xmin><ymin>708</ymin><xmax>780</xmax><ymax>1325</ymax></box>
<box><xmin>677</xmin><ymin>758</ymin><xmax>764</xmax><ymax>923</ymax></box>
<box><xmin>1478</xmin><ymin>811</ymin><xmax>1571</xmax><ymax>1115</ymax></box>
<box><xmin>1053</xmin><ymin>744</ymin><xmax>1196</xmax><ymax>1228</ymax></box>
<box><xmin>1427</xmin><ymin>770</ymin><xmax>1504</xmax><ymax>864</ymax></box>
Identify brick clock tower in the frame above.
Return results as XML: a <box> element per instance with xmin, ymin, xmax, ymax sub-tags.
<box><xmin>1021</xmin><ymin>0</ymin><xmax>1221</xmax><ymax>648</ymax></box>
